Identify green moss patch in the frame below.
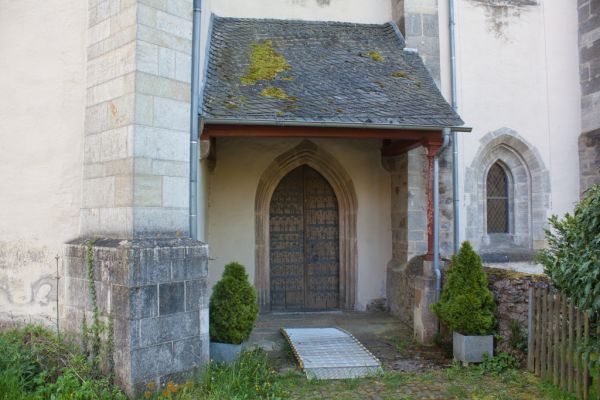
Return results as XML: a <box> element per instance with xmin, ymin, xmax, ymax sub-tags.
<box><xmin>485</xmin><ymin>267</ymin><xmax>547</xmax><ymax>282</ymax></box>
<box><xmin>260</xmin><ymin>87</ymin><xmax>297</xmax><ymax>101</ymax></box>
<box><xmin>240</xmin><ymin>40</ymin><xmax>291</xmax><ymax>85</ymax></box>
<box><xmin>223</xmin><ymin>95</ymin><xmax>246</xmax><ymax>110</ymax></box>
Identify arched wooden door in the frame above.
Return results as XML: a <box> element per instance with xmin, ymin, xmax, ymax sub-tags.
<box><xmin>269</xmin><ymin>165</ymin><xmax>340</xmax><ymax>311</ymax></box>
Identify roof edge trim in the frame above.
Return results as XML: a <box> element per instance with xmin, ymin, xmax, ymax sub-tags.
<box><xmin>202</xmin><ymin>117</ymin><xmax>472</xmax><ymax>132</ymax></box>
<box><xmin>198</xmin><ymin>13</ymin><xmax>215</xmax><ymax>116</ymax></box>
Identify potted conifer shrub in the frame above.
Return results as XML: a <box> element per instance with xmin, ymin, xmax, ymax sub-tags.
<box><xmin>209</xmin><ymin>262</ymin><xmax>259</xmax><ymax>363</ymax></box>
<box><xmin>431</xmin><ymin>241</ymin><xmax>496</xmax><ymax>363</ymax></box>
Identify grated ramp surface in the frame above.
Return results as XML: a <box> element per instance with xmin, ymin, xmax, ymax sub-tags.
<box><xmin>281</xmin><ymin>327</ymin><xmax>382</xmax><ymax>380</ymax></box>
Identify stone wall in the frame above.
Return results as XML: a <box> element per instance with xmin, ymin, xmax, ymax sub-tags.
<box><xmin>386</xmin><ymin>262</ymin><xmax>549</xmax><ymax>354</ymax></box>
<box><xmin>579</xmin><ymin>129</ymin><xmax>600</xmax><ymax>193</ymax></box>
<box><xmin>61</xmin><ymin>238</ymin><xmax>209</xmax><ymax>395</ymax></box>
<box><xmin>486</xmin><ymin>268</ymin><xmax>549</xmax><ymax>357</ymax></box>
<box><xmin>578</xmin><ymin>0</ymin><xmax>600</xmax><ymax>193</ymax></box>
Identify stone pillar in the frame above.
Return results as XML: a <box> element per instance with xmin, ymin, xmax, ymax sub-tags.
<box><xmin>62</xmin><ymin>0</ymin><xmax>208</xmax><ymax>395</ymax></box>
<box><xmin>578</xmin><ymin>0</ymin><xmax>600</xmax><ymax>193</ymax></box>
<box><xmin>413</xmin><ymin>260</ymin><xmax>438</xmax><ymax>344</ymax></box>
<box><xmin>81</xmin><ymin>0</ymin><xmax>193</xmax><ymax>236</ymax></box>
<box><xmin>61</xmin><ymin>238</ymin><xmax>208</xmax><ymax>394</ymax></box>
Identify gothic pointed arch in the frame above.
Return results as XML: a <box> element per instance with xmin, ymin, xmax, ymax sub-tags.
<box><xmin>465</xmin><ymin>128</ymin><xmax>550</xmax><ymax>252</ymax></box>
<box><xmin>255</xmin><ymin>140</ymin><xmax>358</xmax><ymax>310</ymax></box>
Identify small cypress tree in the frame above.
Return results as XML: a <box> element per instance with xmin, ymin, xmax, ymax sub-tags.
<box><xmin>431</xmin><ymin>241</ymin><xmax>496</xmax><ymax>335</ymax></box>
<box><xmin>210</xmin><ymin>262</ymin><xmax>259</xmax><ymax>344</ymax></box>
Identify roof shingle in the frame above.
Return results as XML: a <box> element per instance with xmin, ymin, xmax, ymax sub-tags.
<box><xmin>202</xmin><ymin>16</ymin><xmax>465</xmax><ymax>130</ymax></box>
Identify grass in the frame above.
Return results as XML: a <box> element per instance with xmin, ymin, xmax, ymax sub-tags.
<box><xmin>275</xmin><ymin>363</ymin><xmax>581</xmax><ymax>400</ymax></box>
<box><xmin>2</xmin><ymin>325</ymin><xmax>594</xmax><ymax>399</ymax></box>
<box><xmin>142</xmin><ymin>349</ymin><xmax>282</xmax><ymax>399</ymax></box>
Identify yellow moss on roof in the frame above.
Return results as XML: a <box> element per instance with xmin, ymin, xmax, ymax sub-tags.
<box><xmin>259</xmin><ymin>87</ymin><xmax>296</xmax><ymax>101</ymax></box>
<box><xmin>240</xmin><ymin>40</ymin><xmax>291</xmax><ymax>85</ymax></box>
<box><xmin>391</xmin><ymin>70</ymin><xmax>408</xmax><ymax>78</ymax></box>
<box><xmin>367</xmin><ymin>51</ymin><xmax>384</xmax><ymax>62</ymax></box>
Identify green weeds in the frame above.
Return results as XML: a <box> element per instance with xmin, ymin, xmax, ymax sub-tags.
<box><xmin>0</xmin><ymin>325</ymin><xmax>125</xmax><ymax>400</ymax></box>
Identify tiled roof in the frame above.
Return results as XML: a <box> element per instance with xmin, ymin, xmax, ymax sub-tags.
<box><xmin>201</xmin><ymin>16</ymin><xmax>465</xmax><ymax>130</ymax></box>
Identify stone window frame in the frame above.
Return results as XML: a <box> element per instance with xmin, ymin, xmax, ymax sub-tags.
<box><xmin>466</xmin><ymin>128</ymin><xmax>551</xmax><ymax>251</ymax></box>
<box><xmin>254</xmin><ymin>140</ymin><xmax>358</xmax><ymax>311</ymax></box>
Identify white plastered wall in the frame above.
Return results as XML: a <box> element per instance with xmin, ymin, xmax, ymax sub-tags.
<box><xmin>207</xmin><ymin>138</ymin><xmax>392</xmax><ymax>311</ymax></box>
<box><xmin>437</xmin><ymin>0</ymin><xmax>581</xmax><ymax>246</ymax></box>
<box><xmin>0</xmin><ymin>0</ymin><xmax>87</xmax><ymax>323</ymax></box>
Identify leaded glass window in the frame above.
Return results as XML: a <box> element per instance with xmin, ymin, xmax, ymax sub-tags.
<box><xmin>486</xmin><ymin>163</ymin><xmax>509</xmax><ymax>233</ymax></box>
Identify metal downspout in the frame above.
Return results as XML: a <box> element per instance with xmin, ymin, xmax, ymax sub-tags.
<box><xmin>449</xmin><ymin>0</ymin><xmax>460</xmax><ymax>254</ymax></box>
<box><xmin>434</xmin><ymin>130</ymin><xmax>450</xmax><ymax>301</ymax></box>
<box><xmin>189</xmin><ymin>0</ymin><xmax>202</xmax><ymax>240</ymax></box>
<box><xmin>433</xmin><ymin>0</ymin><xmax>459</xmax><ymax>303</ymax></box>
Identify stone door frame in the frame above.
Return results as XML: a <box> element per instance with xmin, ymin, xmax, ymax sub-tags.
<box><xmin>255</xmin><ymin>140</ymin><xmax>358</xmax><ymax>311</ymax></box>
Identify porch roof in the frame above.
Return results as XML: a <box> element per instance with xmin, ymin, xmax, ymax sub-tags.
<box><xmin>201</xmin><ymin>16</ymin><xmax>467</xmax><ymax>132</ymax></box>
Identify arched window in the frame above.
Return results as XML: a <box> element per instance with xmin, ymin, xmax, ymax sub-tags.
<box><xmin>486</xmin><ymin>163</ymin><xmax>509</xmax><ymax>233</ymax></box>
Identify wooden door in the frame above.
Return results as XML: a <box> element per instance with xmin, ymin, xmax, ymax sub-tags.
<box><xmin>269</xmin><ymin>165</ymin><xmax>340</xmax><ymax>311</ymax></box>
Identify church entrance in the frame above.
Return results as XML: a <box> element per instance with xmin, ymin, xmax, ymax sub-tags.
<box><xmin>269</xmin><ymin>165</ymin><xmax>340</xmax><ymax>311</ymax></box>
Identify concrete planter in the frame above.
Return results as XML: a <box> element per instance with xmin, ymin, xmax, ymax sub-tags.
<box><xmin>210</xmin><ymin>341</ymin><xmax>243</xmax><ymax>364</ymax></box>
<box><xmin>452</xmin><ymin>332</ymin><xmax>493</xmax><ymax>363</ymax></box>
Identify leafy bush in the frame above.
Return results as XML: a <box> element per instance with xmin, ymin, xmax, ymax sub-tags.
<box><xmin>507</xmin><ymin>320</ymin><xmax>527</xmax><ymax>354</ymax></box>
<box><xmin>431</xmin><ymin>241</ymin><xmax>496</xmax><ymax>335</ymax></box>
<box><xmin>479</xmin><ymin>352</ymin><xmax>520</xmax><ymax>375</ymax></box>
<box><xmin>209</xmin><ymin>262</ymin><xmax>259</xmax><ymax>344</ymax></box>
<box><xmin>538</xmin><ymin>184</ymin><xmax>600</xmax><ymax>315</ymax></box>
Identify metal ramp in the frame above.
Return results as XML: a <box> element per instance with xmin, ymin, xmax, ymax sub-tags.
<box><xmin>281</xmin><ymin>327</ymin><xmax>382</xmax><ymax>380</ymax></box>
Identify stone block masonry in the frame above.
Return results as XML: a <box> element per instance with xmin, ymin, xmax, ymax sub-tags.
<box><xmin>579</xmin><ymin>129</ymin><xmax>600</xmax><ymax>192</ymax></box>
<box><xmin>81</xmin><ymin>0</ymin><xmax>193</xmax><ymax>238</ymax></box>
<box><xmin>61</xmin><ymin>238</ymin><xmax>209</xmax><ymax>395</ymax></box>
<box><xmin>578</xmin><ymin>0</ymin><xmax>600</xmax><ymax>193</ymax></box>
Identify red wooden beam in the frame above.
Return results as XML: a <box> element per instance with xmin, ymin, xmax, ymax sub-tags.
<box><xmin>202</xmin><ymin>124</ymin><xmax>443</xmax><ymax>141</ymax></box>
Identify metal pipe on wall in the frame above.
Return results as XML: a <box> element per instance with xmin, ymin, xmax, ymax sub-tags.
<box><xmin>189</xmin><ymin>0</ymin><xmax>202</xmax><ymax>240</ymax></box>
<box><xmin>449</xmin><ymin>0</ymin><xmax>460</xmax><ymax>254</ymax></box>
<box><xmin>433</xmin><ymin>130</ymin><xmax>450</xmax><ymax>300</ymax></box>
<box><xmin>432</xmin><ymin>0</ymin><xmax>460</xmax><ymax>303</ymax></box>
